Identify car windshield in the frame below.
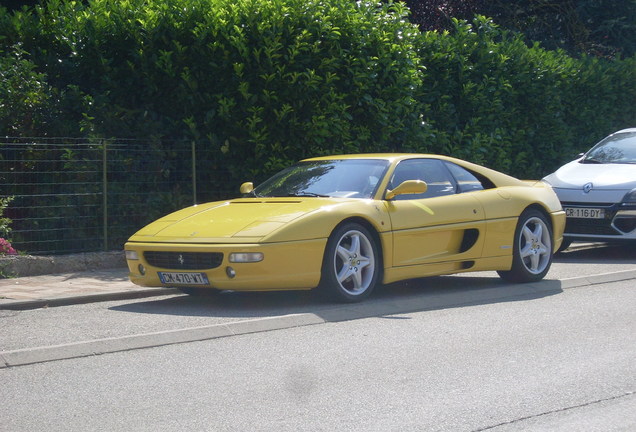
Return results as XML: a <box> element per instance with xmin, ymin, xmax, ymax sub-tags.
<box><xmin>251</xmin><ymin>159</ymin><xmax>390</xmax><ymax>199</ymax></box>
<box><xmin>582</xmin><ymin>131</ymin><xmax>636</xmax><ymax>164</ymax></box>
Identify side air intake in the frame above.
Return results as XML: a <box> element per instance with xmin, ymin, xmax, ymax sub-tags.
<box><xmin>459</xmin><ymin>229</ymin><xmax>479</xmax><ymax>253</ymax></box>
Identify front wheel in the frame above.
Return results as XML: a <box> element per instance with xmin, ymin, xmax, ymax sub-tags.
<box><xmin>320</xmin><ymin>223</ymin><xmax>381</xmax><ymax>302</ymax></box>
<box><xmin>498</xmin><ymin>209</ymin><xmax>553</xmax><ymax>283</ymax></box>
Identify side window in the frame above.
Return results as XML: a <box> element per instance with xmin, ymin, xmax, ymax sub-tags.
<box><xmin>444</xmin><ymin>162</ymin><xmax>485</xmax><ymax>193</ymax></box>
<box><xmin>388</xmin><ymin>159</ymin><xmax>457</xmax><ymax>200</ymax></box>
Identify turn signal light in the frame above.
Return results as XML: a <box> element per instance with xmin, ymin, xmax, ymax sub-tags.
<box><xmin>125</xmin><ymin>250</ymin><xmax>139</xmax><ymax>260</ymax></box>
<box><xmin>229</xmin><ymin>252</ymin><xmax>264</xmax><ymax>263</ymax></box>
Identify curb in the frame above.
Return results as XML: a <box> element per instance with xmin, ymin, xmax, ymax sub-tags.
<box><xmin>0</xmin><ymin>287</ymin><xmax>178</xmax><ymax>311</ymax></box>
<box><xmin>0</xmin><ymin>251</ymin><xmax>126</xmax><ymax>278</ymax></box>
<box><xmin>2</xmin><ymin>268</ymin><xmax>635</xmax><ymax>369</ymax></box>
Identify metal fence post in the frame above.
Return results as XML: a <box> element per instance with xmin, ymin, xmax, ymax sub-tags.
<box><xmin>192</xmin><ymin>140</ymin><xmax>197</xmax><ymax>205</ymax></box>
<box><xmin>102</xmin><ymin>140</ymin><xmax>108</xmax><ymax>251</ymax></box>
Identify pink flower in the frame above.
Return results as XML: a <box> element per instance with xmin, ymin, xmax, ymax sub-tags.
<box><xmin>0</xmin><ymin>238</ymin><xmax>17</xmax><ymax>255</ymax></box>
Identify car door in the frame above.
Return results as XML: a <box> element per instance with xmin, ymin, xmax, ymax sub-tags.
<box><xmin>385</xmin><ymin>158</ymin><xmax>486</xmax><ymax>267</ymax></box>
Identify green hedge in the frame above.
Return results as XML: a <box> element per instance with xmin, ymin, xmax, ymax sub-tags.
<box><xmin>414</xmin><ymin>17</ymin><xmax>636</xmax><ymax>178</ymax></box>
<box><xmin>1</xmin><ymin>2</ymin><xmax>635</xmax><ymax>183</ymax></box>
<box><xmin>1</xmin><ymin>0</ymin><xmax>424</xmax><ymax>182</ymax></box>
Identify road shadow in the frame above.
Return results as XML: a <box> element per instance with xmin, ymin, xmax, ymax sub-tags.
<box><xmin>555</xmin><ymin>242</ymin><xmax>636</xmax><ymax>264</ymax></box>
<box><xmin>110</xmin><ymin>274</ymin><xmax>563</xmax><ymax>322</ymax></box>
<box><xmin>111</xmin><ymin>243</ymin><xmax>634</xmax><ymax>321</ymax></box>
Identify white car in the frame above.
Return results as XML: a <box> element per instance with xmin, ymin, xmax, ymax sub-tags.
<box><xmin>543</xmin><ymin>128</ymin><xmax>636</xmax><ymax>249</ymax></box>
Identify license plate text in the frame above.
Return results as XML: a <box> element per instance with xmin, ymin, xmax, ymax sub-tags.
<box><xmin>564</xmin><ymin>207</ymin><xmax>605</xmax><ymax>219</ymax></box>
<box><xmin>158</xmin><ymin>272</ymin><xmax>210</xmax><ymax>285</ymax></box>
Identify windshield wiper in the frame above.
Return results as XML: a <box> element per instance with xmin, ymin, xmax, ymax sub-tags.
<box><xmin>286</xmin><ymin>192</ymin><xmax>330</xmax><ymax>198</ymax></box>
<box><xmin>581</xmin><ymin>158</ymin><xmax>604</xmax><ymax>164</ymax></box>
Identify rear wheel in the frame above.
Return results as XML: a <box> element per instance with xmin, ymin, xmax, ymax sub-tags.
<box><xmin>498</xmin><ymin>209</ymin><xmax>553</xmax><ymax>283</ymax></box>
<box><xmin>320</xmin><ymin>222</ymin><xmax>380</xmax><ymax>302</ymax></box>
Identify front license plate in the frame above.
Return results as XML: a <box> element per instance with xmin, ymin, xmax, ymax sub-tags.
<box><xmin>564</xmin><ymin>207</ymin><xmax>605</xmax><ymax>219</ymax></box>
<box><xmin>158</xmin><ymin>272</ymin><xmax>210</xmax><ymax>285</ymax></box>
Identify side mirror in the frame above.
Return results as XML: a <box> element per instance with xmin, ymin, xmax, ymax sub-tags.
<box><xmin>240</xmin><ymin>182</ymin><xmax>254</xmax><ymax>194</ymax></box>
<box><xmin>385</xmin><ymin>180</ymin><xmax>428</xmax><ymax>200</ymax></box>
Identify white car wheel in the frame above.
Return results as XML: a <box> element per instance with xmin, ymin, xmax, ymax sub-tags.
<box><xmin>320</xmin><ymin>223</ymin><xmax>380</xmax><ymax>302</ymax></box>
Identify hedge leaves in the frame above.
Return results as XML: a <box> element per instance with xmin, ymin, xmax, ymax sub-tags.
<box><xmin>1</xmin><ymin>1</ymin><xmax>635</xmax><ymax>181</ymax></box>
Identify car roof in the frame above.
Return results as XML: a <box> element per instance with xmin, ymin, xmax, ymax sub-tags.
<box><xmin>303</xmin><ymin>153</ymin><xmax>468</xmax><ymax>164</ymax></box>
<box><xmin>302</xmin><ymin>153</ymin><xmax>526</xmax><ymax>187</ymax></box>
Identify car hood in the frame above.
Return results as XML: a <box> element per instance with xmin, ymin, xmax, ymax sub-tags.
<box><xmin>544</xmin><ymin>160</ymin><xmax>636</xmax><ymax>190</ymax></box>
<box><xmin>128</xmin><ymin>198</ymin><xmax>343</xmax><ymax>243</ymax></box>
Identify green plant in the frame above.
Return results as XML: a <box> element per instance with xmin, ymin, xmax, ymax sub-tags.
<box><xmin>0</xmin><ymin>44</ymin><xmax>50</xmax><ymax>136</ymax></box>
<box><xmin>414</xmin><ymin>16</ymin><xmax>636</xmax><ymax>178</ymax></box>
<box><xmin>0</xmin><ymin>195</ymin><xmax>17</xmax><ymax>257</ymax></box>
<box><xmin>0</xmin><ymin>195</ymin><xmax>13</xmax><ymax>239</ymax></box>
<box><xmin>2</xmin><ymin>0</ymin><xmax>426</xmax><ymax>182</ymax></box>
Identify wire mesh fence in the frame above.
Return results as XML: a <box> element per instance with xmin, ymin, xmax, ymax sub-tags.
<box><xmin>1</xmin><ymin>137</ymin><xmax>234</xmax><ymax>255</ymax></box>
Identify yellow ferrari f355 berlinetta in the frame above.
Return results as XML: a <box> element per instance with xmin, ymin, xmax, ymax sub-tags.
<box><xmin>125</xmin><ymin>154</ymin><xmax>565</xmax><ymax>302</ymax></box>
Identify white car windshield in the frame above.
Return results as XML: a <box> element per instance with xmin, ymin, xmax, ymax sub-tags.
<box><xmin>582</xmin><ymin>131</ymin><xmax>636</xmax><ymax>164</ymax></box>
<box><xmin>251</xmin><ymin>159</ymin><xmax>390</xmax><ymax>199</ymax></box>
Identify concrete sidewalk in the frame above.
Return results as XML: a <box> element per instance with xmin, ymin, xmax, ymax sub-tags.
<box><xmin>0</xmin><ymin>267</ymin><xmax>177</xmax><ymax>310</ymax></box>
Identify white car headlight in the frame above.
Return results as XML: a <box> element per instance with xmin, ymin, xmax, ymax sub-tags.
<box><xmin>622</xmin><ymin>189</ymin><xmax>636</xmax><ymax>204</ymax></box>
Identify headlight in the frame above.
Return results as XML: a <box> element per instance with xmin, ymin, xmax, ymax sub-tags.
<box><xmin>229</xmin><ymin>252</ymin><xmax>264</xmax><ymax>263</ymax></box>
<box><xmin>622</xmin><ymin>188</ymin><xmax>636</xmax><ymax>204</ymax></box>
<box><xmin>125</xmin><ymin>250</ymin><xmax>139</xmax><ymax>260</ymax></box>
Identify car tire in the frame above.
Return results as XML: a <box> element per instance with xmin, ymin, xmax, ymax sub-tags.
<box><xmin>497</xmin><ymin>208</ymin><xmax>553</xmax><ymax>283</ymax></box>
<box><xmin>320</xmin><ymin>222</ymin><xmax>381</xmax><ymax>302</ymax></box>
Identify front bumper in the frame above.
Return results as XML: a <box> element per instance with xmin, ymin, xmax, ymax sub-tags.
<box><xmin>561</xmin><ymin>202</ymin><xmax>636</xmax><ymax>241</ymax></box>
<box><xmin>125</xmin><ymin>239</ymin><xmax>327</xmax><ymax>291</ymax></box>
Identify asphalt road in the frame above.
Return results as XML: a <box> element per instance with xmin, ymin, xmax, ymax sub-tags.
<box><xmin>0</xmin><ymin>244</ymin><xmax>635</xmax><ymax>431</ymax></box>
<box><xmin>1</xmin><ymin>243</ymin><xmax>635</xmax><ymax>355</ymax></box>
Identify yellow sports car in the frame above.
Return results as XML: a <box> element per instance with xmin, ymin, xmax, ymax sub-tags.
<box><xmin>125</xmin><ymin>154</ymin><xmax>565</xmax><ymax>302</ymax></box>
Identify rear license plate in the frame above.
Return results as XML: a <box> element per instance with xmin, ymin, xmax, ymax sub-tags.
<box><xmin>564</xmin><ymin>207</ymin><xmax>605</xmax><ymax>219</ymax></box>
<box><xmin>158</xmin><ymin>272</ymin><xmax>210</xmax><ymax>285</ymax></box>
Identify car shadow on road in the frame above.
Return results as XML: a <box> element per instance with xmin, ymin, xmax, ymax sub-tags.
<box><xmin>555</xmin><ymin>242</ymin><xmax>636</xmax><ymax>264</ymax></box>
<box><xmin>111</xmin><ymin>243</ymin><xmax>632</xmax><ymax>320</ymax></box>
<box><xmin>109</xmin><ymin>274</ymin><xmax>563</xmax><ymax>322</ymax></box>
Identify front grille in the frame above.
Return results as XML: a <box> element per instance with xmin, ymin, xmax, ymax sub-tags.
<box><xmin>144</xmin><ymin>251</ymin><xmax>223</xmax><ymax>270</ymax></box>
<box><xmin>565</xmin><ymin>218</ymin><xmax>619</xmax><ymax>236</ymax></box>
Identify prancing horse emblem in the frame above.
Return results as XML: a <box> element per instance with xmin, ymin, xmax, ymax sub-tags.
<box><xmin>178</xmin><ymin>254</ymin><xmax>185</xmax><ymax>266</ymax></box>
<box><xmin>583</xmin><ymin>182</ymin><xmax>593</xmax><ymax>193</ymax></box>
